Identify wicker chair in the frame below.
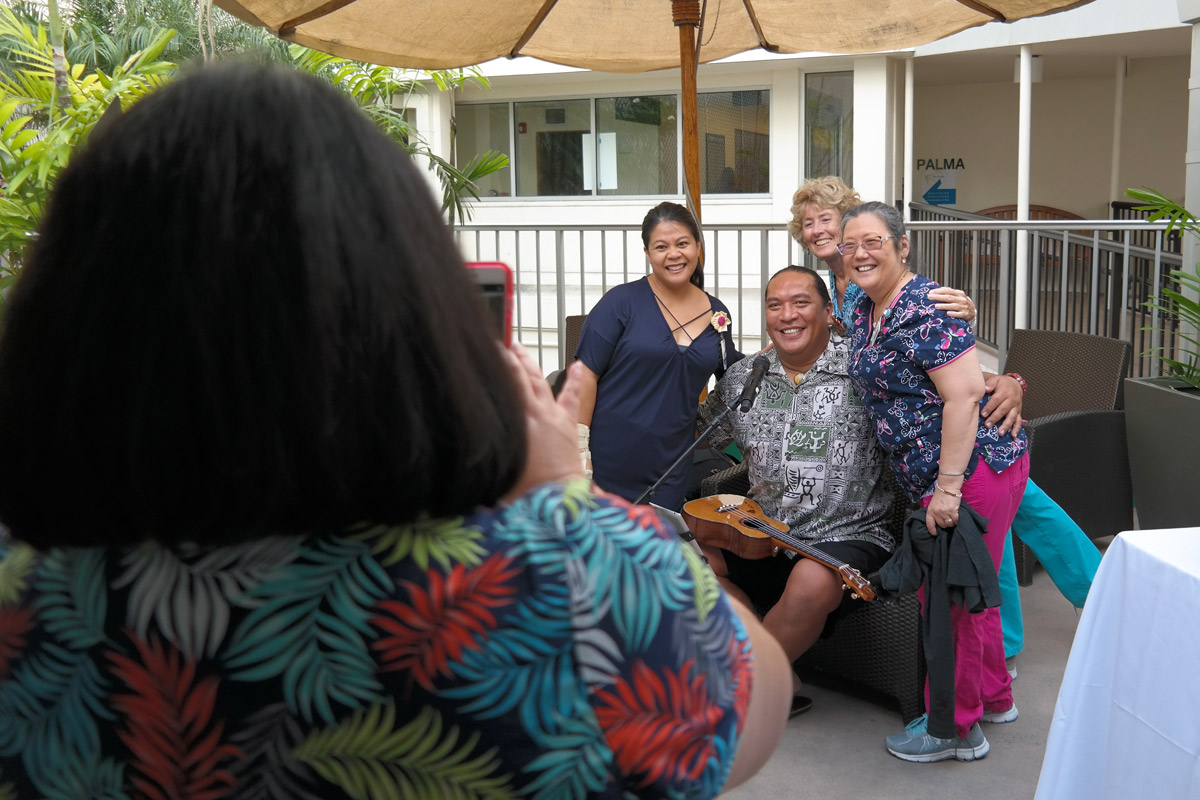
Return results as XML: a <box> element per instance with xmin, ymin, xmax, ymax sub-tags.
<box><xmin>700</xmin><ymin>463</ymin><xmax>926</xmax><ymax>722</ymax></box>
<box><xmin>548</xmin><ymin>314</ymin><xmax>589</xmax><ymax>393</ymax></box>
<box><xmin>564</xmin><ymin>314</ymin><xmax>587</xmax><ymax>363</ymax></box>
<box><xmin>1001</xmin><ymin>329</ymin><xmax>1133</xmax><ymax>585</ymax></box>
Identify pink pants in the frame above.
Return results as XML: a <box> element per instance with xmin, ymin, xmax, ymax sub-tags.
<box><xmin>920</xmin><ymin>453</ymin><xmax>1029</xmax><ymax>739</ymax></box>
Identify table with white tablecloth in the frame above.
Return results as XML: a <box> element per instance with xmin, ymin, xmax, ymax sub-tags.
<box><xmin>1036</xmin><ymin>528</ymin><xmax>1200</xmax><ymax>799</ymax></box>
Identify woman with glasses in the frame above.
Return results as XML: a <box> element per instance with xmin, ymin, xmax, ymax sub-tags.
<box><xmin>841</xmin><ymin>202</ymin><xmax>1030</xmax><ymax>764</ymax></box>
<box><xmin>788</xmin><ymin>178</ymin><xmax>1100</xmax><ymax>675</ymax></box>
<box><xmin>788</xmin><ymin>177</ymin><xmax>979</xmax><ymax>336</ymax></box>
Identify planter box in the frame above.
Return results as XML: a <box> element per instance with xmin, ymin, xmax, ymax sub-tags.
<box><xmin>1125</xmin><ymin>376</ymin><xmax>1200</xmax><ymax>530</ymax></box>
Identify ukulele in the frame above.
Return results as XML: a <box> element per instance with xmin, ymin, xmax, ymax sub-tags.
<box><xmin>682</xmin><ymin>494</ymin><xmax>876</xmax><ymax>602</ymax></box>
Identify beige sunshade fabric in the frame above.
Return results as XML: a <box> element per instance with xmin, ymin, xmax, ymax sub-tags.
<box><xmin>213</xmin><ymin>0</ymin><xmax>1097</xmax><ymax>73</ymax></box>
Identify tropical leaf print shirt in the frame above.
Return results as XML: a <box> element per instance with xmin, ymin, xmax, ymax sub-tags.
<box><xmin>0</xmin><ymin>479</ymin><xmax>753</xmax><ymax>800</ymax></box>
<box><xmin>846</xmin><ymin>274</ymin><xmax>1029</xmax><ymax>504</ymax></box>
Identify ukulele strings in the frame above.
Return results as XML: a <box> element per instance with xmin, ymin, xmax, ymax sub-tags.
<box><xmin>719</xmin><ymin>504</ymin><xmax>852</xmax><ymax>570</ymax></box>
<box><xmin>718</xmin><ymin>505</ymin><xmax>777</xmax><ymax>533</ymax></box>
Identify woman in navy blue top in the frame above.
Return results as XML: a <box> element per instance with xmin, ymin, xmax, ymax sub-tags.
<box><xmin>575</xmin><ymin>203</ymin><xmax>740</xmax><ymax>511</ymax></box>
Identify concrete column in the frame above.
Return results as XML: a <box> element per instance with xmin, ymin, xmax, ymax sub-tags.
<box><xmin>421</xmin><ymin>89</ymin><xmax>455</xmax><ymax>205</ymax></box>
<box><xmin>904</xmin><ymin>58</ymin><xmax>914</xmax><ymax>222</ymax></box>
<box><xmin>852</xmin><ymin>55</ymin><xmax>893</xmax><ymax>204</ymax></box>
<box><xmin>1015</xmin><ymin>45</ymin><xmax>1034</xmax><ymax>330</ymax></box>
<box><xmin>772</xmin><ymin>68</ymin><xmax>802</xmax><ymax>225</ymax></box>
<box><xmin>1178</xmin><ymin>1</ymin><xmax>1200</xmax><ymax>342</ymax></box>
<box><xmin>1109</xmin><ymin>57</ymin><xmax>1127</xmax><ymax>207</ymax></box>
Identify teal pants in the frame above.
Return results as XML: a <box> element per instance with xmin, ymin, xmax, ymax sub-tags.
<box><xmin>998</xmin><ymin>479</ymin><xmax>1103</xmax><ymax>658</ymax></box>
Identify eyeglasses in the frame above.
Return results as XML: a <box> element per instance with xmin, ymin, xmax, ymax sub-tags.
<box><xmin>836</xmin><ymin>236</ymin><xmax>893</xmax><ymax>257</ymax></box>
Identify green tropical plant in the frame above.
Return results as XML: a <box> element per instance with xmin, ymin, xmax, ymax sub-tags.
<box><xmin>65</xmin><ymin>0</ymin><xmax>510</xmax><ymax>225</ymax></box>
<box><xmin>0</xmin><ymin>5</ymin><xmax>175</xmax><ymax>288</ymax></box>
<box><xmin>65</xmin><ymin>0</ymin><xmax>292</xmax><ymax>72</ymax></box>
<box><xmin>287</xmin><ymin>47</ymin><xmax>506</xmax><ymax>227</ymax></box>
<box><xmin>1126</xmin><ymin>186</ymin><xmax>1200</xmax><ymax>389</ymax></box>
<box><xmin>0</xmin><ymin>3</ymin><xmax>508</xmax><ymax>298</ymax></box>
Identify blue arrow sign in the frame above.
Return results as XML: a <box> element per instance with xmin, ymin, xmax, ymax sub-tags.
<box><xmin>922</xmin><ymin>179</ymin><xmax>956</xmax><ymax>206</ymax></box>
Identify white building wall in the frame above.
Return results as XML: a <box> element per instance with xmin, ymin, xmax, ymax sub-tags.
<box><xmin>915</xmin><ymin>0</ymin><xmax>1184</xmax><ymax>55</ymax></box>
<box><xmin>409</xmin><ymin>0</ymin><xmax>1190</xmax><ymax>233</ymax></box>
<box><xmin>1119</xmin><ymin>54</ymin><xmax>1189</xmax><ymax>205</ymax></box>
<box><xmin>851</xmin><ymin>56</ymin><xmax>896</xmax><ymax>205</ymax></box>
<box><xmin>768</xmin><ymin>68</ymin><xmax>802</xmax><ymax>226</ymax></box>
<box><xmin>391</xmin><ymin>0</ymin><xmax>1199</xmax><ymax>371</ymax></box>
<box><xmin>452</xmin><ymin>55</ymin><xmax>873</xmax><ymax>231</ymax></box>
<box><xmin>912</xmin><ymin>54</ymin><xmax>1188</xmax><ymax>218</ymax></box>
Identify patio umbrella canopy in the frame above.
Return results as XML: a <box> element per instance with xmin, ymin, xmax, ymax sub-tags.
<box><xmin>213</xmin><ymin>0</ymin><xmax>1095</xmax><ymax>215</ymax></box>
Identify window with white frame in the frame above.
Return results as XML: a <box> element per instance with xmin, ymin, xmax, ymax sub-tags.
<box><xmin>805</xmin><ymin>72</ymin><xmax>853</xmax><ymax>184</ymax></box>
<box><xmin>455</xmin><ymin>102</ymin><xmax>513</xmax><ymax>197</ymax></box>
<box><xmin>594</xmin><ymin>95</ymin><xmax>679</xmax><ymax>196</ymax></box>
<box><xmin>456</xmin><ymin>90</ymin><xmax>769</xmax><ymax>199</ymax></box>
<box><xmin>697</xmin><ymin>90</ymin><xmax>770</xmax><ymax>195</ymax></box>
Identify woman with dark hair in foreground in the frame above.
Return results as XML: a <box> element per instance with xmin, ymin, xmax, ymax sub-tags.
<box><xmin>0</xmin><ymin>63</ymin><xmax>788</xmax><ymax>798</ymax></box>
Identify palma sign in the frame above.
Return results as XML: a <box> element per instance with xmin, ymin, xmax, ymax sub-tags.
<box><xmin>917</xmin><ymin>157</ymin><xmax>964</xmax><ymax>207</ymax></box>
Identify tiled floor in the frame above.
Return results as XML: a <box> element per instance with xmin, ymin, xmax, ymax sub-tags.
<box><xmin>723</xmin><ymin>549</ymin><xmax>1098</xmax><ymax>800</ymax></box>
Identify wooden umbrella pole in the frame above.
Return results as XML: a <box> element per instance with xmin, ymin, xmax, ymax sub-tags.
<box><xmin>673</xmin><ymin>0</ymin><xmax>702</xmax><ymax>224</ymax></box>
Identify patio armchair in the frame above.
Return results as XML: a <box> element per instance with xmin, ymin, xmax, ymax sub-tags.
<box><xmin>547</xmin><ymin>314</ymin><xmax>588</xmax><ymax>394</ymax></box>
<box><xmin>1001</xmin><ymin>329</ymin><xmax>1133</xmax><ymax>585</ymax></box>
<box><xmin>563</xmin><ymin>314</ymin><xmax>587</xmax><ymax>362</ymax></box>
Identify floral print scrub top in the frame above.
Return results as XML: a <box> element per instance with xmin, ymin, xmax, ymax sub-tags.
<box><xmin>846</xmin><ymin>274</ymin><xmax>1028</xmax><ymax>503</ymax></box>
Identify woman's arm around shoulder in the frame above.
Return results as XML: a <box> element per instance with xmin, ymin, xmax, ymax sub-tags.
<box><xmin>927</xmin><ymin>284</ymin><xmax>976</xmax><ymax>323</ymax></box>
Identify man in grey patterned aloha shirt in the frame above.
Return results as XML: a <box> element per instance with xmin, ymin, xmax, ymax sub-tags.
<box><xmin>697</xmin><ymin>267</ymin><xmax>895</xmax><ymax>712</ymax></box>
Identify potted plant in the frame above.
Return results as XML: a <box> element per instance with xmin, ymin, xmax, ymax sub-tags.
<box><xmin>1123</xmin><ymin>188</ymin><xmax>1200</xmax><ymax>530</ymax></box>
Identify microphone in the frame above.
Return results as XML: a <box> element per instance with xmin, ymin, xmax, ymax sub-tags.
<box><xmin>736</xmin><ymin>356</ymin><xmax>770</xmax><ymax>412</ymax></box>
<box><xmin>634</xmin><ymin>360</ymin><xmax>761</xmax><ymax>506</ymax></box>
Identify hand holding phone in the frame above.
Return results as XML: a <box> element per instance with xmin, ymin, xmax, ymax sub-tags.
<box><xmin>466</xmin><ymin>262</ymin><xmax>513</xmax><ymax>346</ymax></box>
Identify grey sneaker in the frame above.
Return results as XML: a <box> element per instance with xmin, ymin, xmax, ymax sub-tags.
<box><xmin>885</xmin><ymin>719</ymin><xmax>990</xmax><ymax>763</ymax></box>
<box><xmin>982</xmin><ymin>703</ymin><xmax>1019</xmax><ymax>724</ymax></box>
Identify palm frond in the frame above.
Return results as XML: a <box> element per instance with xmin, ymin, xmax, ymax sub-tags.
<box><xmin>436</xmin><ymin>148</ymin><xmax>509</xmax><ymax>224</ymax></box>
<box><xmin>32</xmin><ymin>548</ymin><xmax>108</xmax><ymax>650</ymax></box>
<box><xmin>1126</xmin><ymin>187</ymin><xmax>1200</xmax><ymax>388</ymax></box>
<box><xmin>357</xmin><ymin>517</ymin><xmax>489</xmax><ymax>571</ymax></box>
<box><xmin>0</xmin><ymin>543</ymin><xmax>37</xmax><ymax>606</ymax></box>
<box><xmin>222</xmin><ymin>536</ymin><xmax>392</xmax><ymax>724</ymax></box>
<box><xmin>115</xmin><ymin>538</ymin><xmax>299</xmax><ymax>660</ymax></box>
<box><xmin>0</xmin><ymin>640</ymin><xmax>111</xmax><ymax>782</ymax></box>
<box><xmin>294</xmin><ymin>703</ymin><xmax>517</xmax><ymax>800</ymax></box>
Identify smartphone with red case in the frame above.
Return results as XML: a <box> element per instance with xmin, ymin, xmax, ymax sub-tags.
<box><xmin>466</xmin><ymin>261</ymin><xmax>513</xmax><ymax>347</ymax></box>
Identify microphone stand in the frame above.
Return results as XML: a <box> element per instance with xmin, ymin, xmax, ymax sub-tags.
<box><xmin>633</xmin><ymin>398</ymin><xmax>738</xmax><ymax>507</ymax></box>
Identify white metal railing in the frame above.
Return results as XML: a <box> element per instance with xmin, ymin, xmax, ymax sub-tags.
<box><xmin>455</xmin><ymin>209</ymin><xmax>1183</xmax><ymax>378</ymax></box>
<box><xmin>908</xmin><ymin>203</ymin><xmax>1183</xmax><ymax>376</ymax></box>
<box><xmin>456</xmin><ymin>224</ymin><xmax>806</xmax><ymax>374</ymax></box>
